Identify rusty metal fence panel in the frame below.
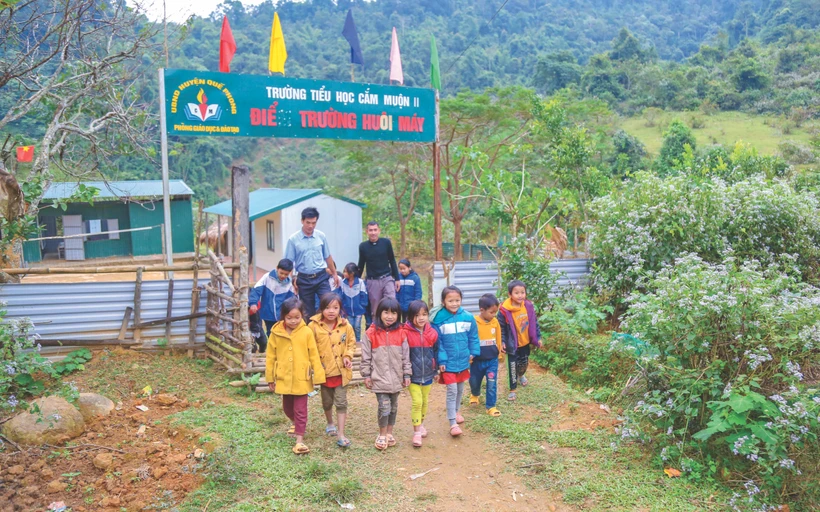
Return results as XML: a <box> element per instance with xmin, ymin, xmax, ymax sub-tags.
<box><xmin>0</xmin><ymin>280</ymin><xmax>206</xmax><ymax>358</ymax></box>
<box><xmin>432</xmin><ymin>259</ymin><xmax>592</xmax><ymax>314</ymax></box>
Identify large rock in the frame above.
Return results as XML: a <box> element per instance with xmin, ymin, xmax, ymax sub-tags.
<box><xmin>1</xmin><ymin>396</ymin><xmax>85</xmax><ymax>446</ymax></box>
<box><xmin>77</xmin><ymin>393</ymin><xmax>115</xmax><ymax>421</ymax></box>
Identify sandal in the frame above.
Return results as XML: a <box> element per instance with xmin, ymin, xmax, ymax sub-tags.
<box><xmin>456</xmin><ymin>413</ymin><xmax>465</xmax><ymax>424</ymax></box>
<box><xmin>507</xmin><ymin>392</ymin><xmax>517</xmax><ymax>401</ymax></box>
<box><xmin>336</xmin><ymin>437</ymin><xmax>351</xmax><ymax>448</ymax></box>
<box><xmin>292</xmin><ymin>443</ymin><xmax>310</xmax><ymax>454</ymax></box>
<box><xmin>419</xmin><ymin>425</ymin><xmax>428</xmax><ymax>438</ymax></box>
<box><xmin>469</xmin><ymin>395</ymin><xmax>480</xmax><ymax>405</ymax></box>
<box><xmin>325</xmin><ymin>425</ymin><xmax>338</xmax><ymax>436</ymax></box>
<box><xmin>487</xmin><ymin>407</ymin><xmax>501</xmax><ymax>417</ymax></box>
<box><xmin>386</xmin><ymin>434</ymin><xmax>397</xmax><ymax>447</ymax></box>
<box><xmin>287</xmin><ymin>424</ymin><xmax>296</xmax><ymax>436</ymax></box>
<box><xmin>412</xmin><ymin>432</ymin><xmax>423</xmax><ymax>447</ymax></box>
<box><xmin>520</xmin><ymin>375</ymin><xmax>529</xmax><ymax>387</ymax></box>
<box><xmin>374</xmin><ymin>435</ymin><xmax>388</xmax><ymax>451</ymax></box>
<box><xmin>450</xmin><ymin>425</ymin><xmax>462</xmax><ymax>437</ymax></box>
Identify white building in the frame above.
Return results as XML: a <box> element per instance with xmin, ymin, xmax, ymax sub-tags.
<box><xmin>204</xmin><ymin>189</ymin><xmax>365</xmax><ymax>276</ymax></box>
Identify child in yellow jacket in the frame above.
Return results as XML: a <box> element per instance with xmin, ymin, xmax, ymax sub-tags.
<box><xmin>266</xmin><ymin>297</ymin><xmax>326</xmax><ymax>455</ymax></box>
<box><xmin>309</xmin><ymin>293</ymin><xmax>357</xmax><ymax>448</ymax></box>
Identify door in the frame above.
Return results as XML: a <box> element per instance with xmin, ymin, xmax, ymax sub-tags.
<box><xmin>63</xmin><ymin>215</ymin><xmax>85</xmax><ymax>261</ymax></box>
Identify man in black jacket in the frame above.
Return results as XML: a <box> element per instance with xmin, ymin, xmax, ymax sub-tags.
<box><xmin>357</xmin><ymin>221</ymin><xmax>400</xmax><ymax>318</ymax></box>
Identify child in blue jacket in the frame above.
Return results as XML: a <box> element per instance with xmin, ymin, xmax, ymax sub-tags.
<box><xmin>249</xmin><ymin>259</ymin><xmax>295</xmax><ymax>338</ymax></box>
<box><xmin>335</xmin><ymin>262</ymin><xmax>369</xmax><ymax>342</ymax></box>
<box><xmin>397</xmin><ymin>258</ymin><xmax>423</xmax><ymax>323</ymax></box>
<box><xmin>431</xmin><ymin>285</ymin><xmax>480</xmax><ymax>437</ymax></box>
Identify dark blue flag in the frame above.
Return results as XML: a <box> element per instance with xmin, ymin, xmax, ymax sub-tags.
<box><xmin>342</xmin><ymin>9</ymin><xmax>364</xmax><ymax>66</ymax></box>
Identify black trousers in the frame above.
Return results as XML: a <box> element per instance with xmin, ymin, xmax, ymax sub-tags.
<box><xmin>296</xmin><ymin>272</ymin><xmax>331</xmax><ymax>319</ymax></box>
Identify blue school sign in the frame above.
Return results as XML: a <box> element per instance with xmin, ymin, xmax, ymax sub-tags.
<box><xmin>162</xmin><ymin>69</ymin><xmax>436</xmax><ymax>143</ymax></box>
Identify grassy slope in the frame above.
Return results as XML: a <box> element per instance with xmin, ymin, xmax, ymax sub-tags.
<box><xmin>621</xmin><ymin>111</ymin><xmax>817</xmax><ymax>156</ymax></box>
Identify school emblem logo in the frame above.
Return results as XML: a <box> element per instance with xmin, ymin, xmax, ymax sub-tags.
<box><xmin>185</xmin><ymin>88</ymin><xmax>223</xmax><ymax>122</ymax></box>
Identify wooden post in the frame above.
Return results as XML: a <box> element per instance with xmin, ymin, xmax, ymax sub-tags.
<box><xmin>189</xmin><ymin>201</ymin><xmax>204</xmax><ymax>358</ymax></box>
<box><xmin>433</xmin><ymin>90</ymin><xmax>443</xmax><ymax>261</ymax></box>
<box><xmin>206</xmin><ymin>260</ymin><xmax>219</xmax><ymax>343</ymax></box>
<box><xmin>216</xmin><ymin>215</ymin><xmax>222</xmax><ymax>257</ymax></box>
<box><xmin>231</xmin><ymin>164</ymin><xmax>250</xmax><ymax>287</ymax></box>
<box><xmin>237</xmin><ymin>246</ymin><xmax>252</xmax><ymax>367</ymax></box>
<box><xmin>134</xmin><ymin>267</ymin><xmax>143</xmax><ymax>343</ymax></box>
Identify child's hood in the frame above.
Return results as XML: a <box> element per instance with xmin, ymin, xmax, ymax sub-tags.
<box><xmin>431</xmin><ymin>305</ymin><xmax>465</xmax><ymax>324</ymax></box>
<box><xmin>501</xmin><ymin>297</ymin><xmax>525</xmax><ymax>313</ymax></box>
<box><xmin>309</xmin><ymin>314</ymin><xmax>349</xmax><ymax>329</ymax></box>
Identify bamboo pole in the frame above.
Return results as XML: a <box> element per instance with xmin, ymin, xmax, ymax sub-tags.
<box><xmin>205</xmin><ymin>333</ymin><xmax>242</xmax><ymax>354</ymax></box>
<box><xmin>164</xmin><ymin>279</ymin><xmax>174</xmax><ymax>354</ymax></box>
<box><xmin>208</xmin><ymin>250</ymin><xmax>235</xmax><ymax>292</ymax></box>
<box><xmin>207</xmin><ymin>353</ymin><xmax>232</xmax><ymax>370</ymax></box>
<box><xmin>207</xmin><ymin>309</ymin><xmax>241</xmax><ymax>325</ymax></box>
<box><xmin>203</xmin><ymin>284</ymin><xmax>235</xmax><ymax>302</ymax></box>
<box><xmin>205</xmin><ymin>341</ymin><xmax>243</xmax><ymax>366</ymax></box>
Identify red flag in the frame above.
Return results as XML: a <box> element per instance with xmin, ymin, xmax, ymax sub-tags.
<box><xmin>16</xmin><ymin>145</ymin><xmax>34</xmax><ymax>162</ymax></box>
<box><xmin>219</xmin><ymin>16</ymin><xmax>236</xmax><ymax>73</ymax></box>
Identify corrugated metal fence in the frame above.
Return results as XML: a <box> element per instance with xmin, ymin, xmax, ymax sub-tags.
<box><xmin>432</xmin><ymin>259</ymin><xmax>592</xmax><ymax>314</ymax></box>
<box><xmin>0</xmin><ymin>279</ymin><xmax>206</xmax><ymax>359</ymax></box>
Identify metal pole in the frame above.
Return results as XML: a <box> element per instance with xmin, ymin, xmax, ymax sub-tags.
<box><xmin>158</xmin><ymin>68</ymin><xmax>174</xmax><ymax>279</ymax></box>
<box><xmin>433</xmin><ymin>89</ymin><xmax>443</xmax><ymax>262</ymax></box>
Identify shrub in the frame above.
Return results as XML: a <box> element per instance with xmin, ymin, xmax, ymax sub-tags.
<box><xmin>495</xmin><ymin>235</ymin><xmax>560</xmax><ymax>311</ymax></box>
<box><xmin>1</xmin><ymin>306</ymin><xmax>54</xmax><ymax>411</ymax></box>
<box><xmin>617</xmin><ymin>254</ymin><xmax>820</xmax><ymax>507</ymax></box>
<box><xmin>656</xmin><ymin>120</ymin><xmax>696</xmax><ymax>174</ymax></box>
<box><xmin>588</xmin><ymin>173</ymin><xmax>820</xmax><ymax>300</ymax></box>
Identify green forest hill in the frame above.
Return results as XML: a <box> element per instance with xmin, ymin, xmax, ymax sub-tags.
<box><xmin>8</xmin><ymin>0</ymin><xmax>820</xmax><ymax>205</ymax></box>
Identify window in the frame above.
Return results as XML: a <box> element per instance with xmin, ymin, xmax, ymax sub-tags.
<box><xmin>266</xmin><ymin>220</ymin><xmax>275</xmax><ymax>251</ymax></box>
<box><xmin>83</xmin><ymin>219</ymin><xmax>120</xmax><ymax>241</ymax></box>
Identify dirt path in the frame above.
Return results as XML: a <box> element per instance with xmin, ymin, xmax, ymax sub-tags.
<box><xmin>346</xmin><ymin>384</ymin><xmax>570</xmax><ymax>512</ymax></box>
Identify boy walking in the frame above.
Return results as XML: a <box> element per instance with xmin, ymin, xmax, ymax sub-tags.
<box><xmin>469</xmin><ymin>294</ymin><xmax>504</xmax><ymax>416</ymax></box>
<box><xmin>249</xmin><ymin>258</ymin><xmax>296</xmax><ymax>342</ymax></box>
<box><xmin>498</xmin><ymin>280</ymin><xmax>541</xmax><ymax>401</ymax></box>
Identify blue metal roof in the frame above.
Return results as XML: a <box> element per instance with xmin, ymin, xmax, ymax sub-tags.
<box><xmin>43</xmin><ymin>180</ymin><xmax>193</xmax><ymax>201</ymax></box>
<box><xmin>204</xmin><ymin>189</ymin><xmax>365</xmax><ymax>221</ymax></box>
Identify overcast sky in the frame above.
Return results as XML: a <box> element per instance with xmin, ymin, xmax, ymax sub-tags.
<box><xmin>134</xmin><ymin>0</ymin><xmax>267</xmax><ymax>23</ymax></box>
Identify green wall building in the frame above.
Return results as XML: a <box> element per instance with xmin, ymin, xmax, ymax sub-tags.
<box><xmin>23</xmin><ymin>180</ymin><xmax>195</xmax><ymax>263</ymax></box>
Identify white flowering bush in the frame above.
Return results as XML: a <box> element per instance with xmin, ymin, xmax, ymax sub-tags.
<box><xmin>588</xmin><ymin>172</ymin><xmax>820</xmax><ymax>300</ymax></box>
<box><xmin>618</xmin><ymin>254</ymin><xmax>820</xmax><ymax>508</ymax></box>
<box><xmin>0</xmin><ymin>304</ymin><xmax>56</xmax><ymax>412</ymax></box>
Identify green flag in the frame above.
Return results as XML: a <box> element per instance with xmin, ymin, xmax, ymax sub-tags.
<box><xmin>430</xmin><ymin>35</ymin><xmax>441</xmax><ymax>91</ymax></box>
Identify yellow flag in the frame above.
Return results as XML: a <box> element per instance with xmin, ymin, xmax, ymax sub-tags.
<box><xmin>268</xmin><ymin>12</ymin><xmax>287</xmax><ymax>74</ymax></box>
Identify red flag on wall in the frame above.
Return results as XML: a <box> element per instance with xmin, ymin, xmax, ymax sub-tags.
<box><xmin>16</xmin><ymin>145</ymin><xmax>34</xmax><ymax>162</ymax></box>
<box><xmin>219</xmin><ymin>16</ymin><xmax>237</xmax><ymax>73</ymax></box>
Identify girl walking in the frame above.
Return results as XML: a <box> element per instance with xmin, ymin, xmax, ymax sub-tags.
<box><xmin>265</xmin><ymin>297</ymin><xmax>326</xmax><ymax>454</ymax></box>
<box><xmin>403</xmin><ymin>300</ymin><xmax>439</xmax><ymax>447</ymax></box>
<box><xmin>361</xmin><ymin>297</ymin><xmax>411</xmax><ymax>450</ymax></box>
<box><xmin>309</xmin><ymin>293</ymin><xmax>357</xmax><ymax>448</ymax></box>
<box><xmin>431</xmin><ymin>286</ymin><xmax>480</xmax><ymax>437</ymax></box>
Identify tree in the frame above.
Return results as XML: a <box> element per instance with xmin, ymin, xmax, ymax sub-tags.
<box><xmin>533</xmin><ymin>51</ymin><xmax>581</xmax><ymax>94</ymax></box>
<box><xmin>438</xmin><ymin>87</ymin><xmax>533</xmax><ymax>260</ymax></box>
<box><xmin>0</xmin><ymin>0</ymin><xmax>161</xmax><ymax>265</ymax></box>
<box><xmin>656</xmin><ymin>120</ymin><xmax>696</xmax><ymax>173</ymax></box>
<box><xmin>345</xmin><ymin>142</ymin><xmax>428</xmax><ymax>255</ymax></box>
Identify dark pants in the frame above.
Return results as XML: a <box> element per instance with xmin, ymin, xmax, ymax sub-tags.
<box><xmin>264</xmin><ymin>320</ymin><xmax>275</xmax><ymax>338</ymax></box>
<box><xmin>297</xmin><ymin>272</ymin><xmax>331</xmax><ymax>319</ymax></box>
<box><xmin>507</xmin><ymin>344</ymin><xmax>531</xmax><ymax>391</ymax></box>
<box><xmin>282</xmin><ymin>394</ymin><xmax>308</xmax><ymax>436</ymax></box>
